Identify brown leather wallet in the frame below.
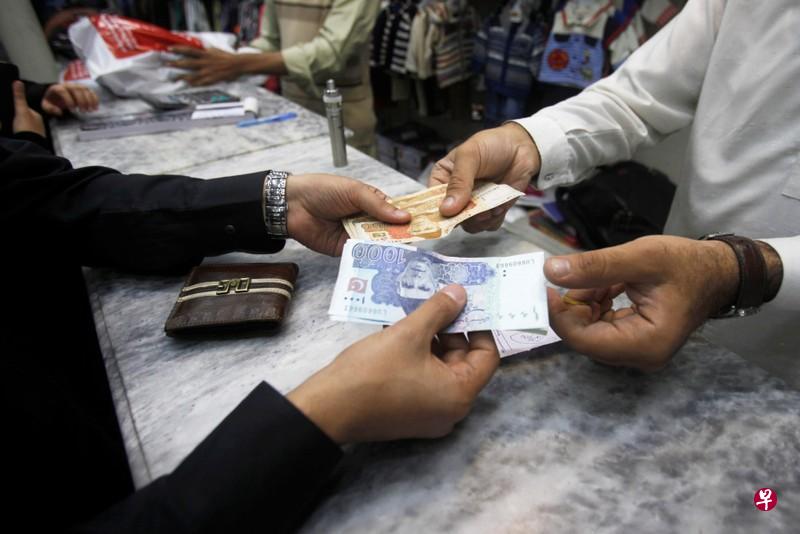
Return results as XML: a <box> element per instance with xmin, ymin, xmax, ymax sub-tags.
<box><xmin>164</xmin><ymin>263</ymin><xmax>299</xmax><ymax>336</ymax></box>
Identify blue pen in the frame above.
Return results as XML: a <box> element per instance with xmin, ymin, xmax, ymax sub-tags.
<box><xmin>237</xmin><ymin>111</ymin><xmax>298</xmax><ymax>128</ymax></box>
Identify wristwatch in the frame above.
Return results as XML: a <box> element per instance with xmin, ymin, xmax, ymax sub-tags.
<box><xmin>262</xmin><ymin>170</ymin><xmax>291</xmax><ymax>238</ymax></box>
<box><xmin>699</xmin><ymin>232</ymin><xmax>768</xmax><ymax>318</ymax></box>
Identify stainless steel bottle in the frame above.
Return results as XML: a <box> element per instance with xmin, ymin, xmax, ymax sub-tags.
<box><xmin>323</xmin><ymin>79</ymin><xmax>347</xmax><ymax>167</ymax></box>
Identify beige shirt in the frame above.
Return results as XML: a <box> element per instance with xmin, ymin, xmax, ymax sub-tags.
<box><xmin>249</xmin><ymin>0</ymin><xmax>379</xmax><ymax>101</ymax></box>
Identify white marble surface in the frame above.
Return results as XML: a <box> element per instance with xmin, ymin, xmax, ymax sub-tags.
<box><xmin>51</xmin><ymin>82</ymin><xmax>330</xmax><ymax>175</ymax></box>
<box><xmin>61</xmin><ymin>99</ymin><xmax>800</xmax><ymax>532</ymax></box>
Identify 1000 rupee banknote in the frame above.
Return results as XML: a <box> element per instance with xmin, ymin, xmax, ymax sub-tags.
<box><xmin>329</xmin><ymin>240</ymin><xmax>548</xmax><ymax>333</ymax></box>
<box><xmin>342</xmin><ymin>182</ymin><xmax>523</xmax><ymax>243</ymax></box>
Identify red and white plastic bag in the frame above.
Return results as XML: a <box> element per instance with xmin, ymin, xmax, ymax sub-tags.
<box><xmin>69</xmin><ymin>14</ymin><xmax>236</xmax><ymax>97</ymax></box>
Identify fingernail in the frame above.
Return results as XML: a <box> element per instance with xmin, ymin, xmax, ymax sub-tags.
<box><xmin>441</xmin><ymin>284</ymin><xmax>466</xmax><ymax>304</ymax></box>
<box><xmin>546</xmin><ymin>258</ymin><xmax>570</xmax><ymax>278</ymax></box>
<box><xmin>393</xmin><ymin>209</ymin><xmax>409</xmax><ymax>217</ymax></box>
<box><xmin>442</xmin><ymin>196</ymin><xmax>456</xmax><ymax>210</ymax></box>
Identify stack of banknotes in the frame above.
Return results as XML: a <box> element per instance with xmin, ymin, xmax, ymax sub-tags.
<box><xmin>329</xmin><ymin>240</ymin><xmax>549</xmax><ymax>334</ymax></box>
<box><xmin>333</xmin><ymin>183</ymin><xmax>558</xmax><ymax>351</ymax></box>
<box><xmin>343</xmin><ymin>182</ymin><xmax>523</xmax><ymax>243</ymax></box>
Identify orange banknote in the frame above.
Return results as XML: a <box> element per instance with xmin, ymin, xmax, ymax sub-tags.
<box><xmin>343</xmin><ymin>182</ymin><xmax>524</xmax><ymax>243</ymax></box>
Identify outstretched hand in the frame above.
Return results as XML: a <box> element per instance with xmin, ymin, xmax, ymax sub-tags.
<box><xmin>429</xmin><ymin>122</ymin><xmax>540</xmax><ymax>232</ymax></box>
<box><xmin>286</xmin><ymin>174</ymin><xmax>411</xmax><ymax>256</ymax></box>
<box><xmin>545</xmin><ymin>236</ymin><xmax>742</xmax><ymax>370</ymax></box>
<box><xmin>288</xmin><ymin>285</ymin><xmax>500</xmax><ymax>443</ymax></box>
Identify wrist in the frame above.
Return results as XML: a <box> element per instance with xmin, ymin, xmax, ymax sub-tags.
<box><xmin>287</xmin><ymin>375</ymin><xmax>353</xmax><ymax>445</ymax></box>
<box><xmin>755</xmin><ymin>240</ymin><xmax>784</xmax><ymax>302</ymax></box>
<box><xmin>501</xmin><ymin>121</ymin><xmax>542</xmax><ymax>187</ymax></box>
<box><xmin>238</xmin><ymin>52</ymin><xmax>287</xmax><ymax>75</ymax></box>
<box><xmin>262</xmin><ymin>170</ymin><xmax>290</xmax><ymax>238</ymax></box>
<box><xmin>702</xmin><ymin>239</ymin><xmax>740</xmax><ymax>315</ymax></box>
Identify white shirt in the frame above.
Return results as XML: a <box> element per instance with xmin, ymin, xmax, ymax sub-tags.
<box><xmin>515</xmin><ymin>0</ymin><xmax>800</xmax><ymax>311</ymax></box>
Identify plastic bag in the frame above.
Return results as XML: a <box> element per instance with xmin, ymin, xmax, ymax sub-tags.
<box><xmin>68</xmin><ymin>14</ymin><xmax>236</xmax><ymax>97</ymax></box>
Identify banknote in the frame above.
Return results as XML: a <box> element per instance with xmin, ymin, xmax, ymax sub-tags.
<box><xmin>342</xmin><ymin>182</ymin><xmax>524</xmax><ymax>243</ymax></box>
<box><xmin>329</xmin><ymin>240</ymin><xmax>548</xmax><ymax>333</ymax></box>
<box><xmin>492</xmin><ymin>328</ymin><xmax>561</xmax><ymax>358</ymax></box>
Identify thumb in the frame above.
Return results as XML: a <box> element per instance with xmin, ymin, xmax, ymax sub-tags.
<box><xmin>439</xmin><ymin>143</ymin><xmax>480</xmax><ymax>217</ymax></box>
<box><xmin>12</xmin><ymin>81</ymin><xmax>29</xmax><ymax>116</ymax></box>
<box><xmin>395</xmin><ymin>284</ymin><xmax>467</xmax><ymax>338</ymax></box>
<box><xmin>544</xmin><ymin>240</ymin><xmax>657</xmax><ymax>289</ymax></box>
<box><xmin>352</xmin><ymin>183</ymin><xmax>410</xmax><ymax>224</ymax></box>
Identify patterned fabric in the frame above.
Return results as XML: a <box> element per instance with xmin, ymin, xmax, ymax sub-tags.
<box><xmin>537</xmin><ymin>0</ymin><xmax>645</xmax><ymax>89</ymax></box>
<box><xmin>473</xmin><ymin>6</ymin><xmax>548</xmax><ymax>99</ymax></box>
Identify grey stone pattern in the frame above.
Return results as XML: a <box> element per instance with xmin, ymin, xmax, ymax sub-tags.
<box><xmin>51</xmin><ymin>82</ymin><xmax>330</xmax><ymax>175</ymax></box>
<box><xmin>67</xmin><ymin>113</ymin><xmax>798</xmax><ymax>533</ymax></box>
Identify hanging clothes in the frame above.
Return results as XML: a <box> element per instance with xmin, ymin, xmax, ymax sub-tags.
<box><xmin>537</xmin><ymin>0</ymin><xmax>646</xmax><ymax>89</ymax></box>
<box><xmin>425</xmin><ymin>0</ymin><xmax>477</xmax><ymax>88</ymax></box>
<box><xmin>473</xmin><ymin>1</ymin><xmax>549</xmax><ymax>121</ymax></box>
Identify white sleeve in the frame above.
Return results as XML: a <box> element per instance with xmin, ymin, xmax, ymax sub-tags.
<box><xmin>760</xmin><ymin>236</ymin><xmax>800</xmax><ymax>310</ymax></box>
<box><xmin>514</xmin><ymin>0</ymin><xmax>725</xmax><ymax>188</ymax></box>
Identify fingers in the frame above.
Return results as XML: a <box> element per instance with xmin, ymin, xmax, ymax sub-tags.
<box><xmin>547</xmin><ymin>287</ymin><xmax>666</xmax><ymax>370</ymax></box>
<box><xmin>168</xmin><ymin>58</ymin><xmax>202</xmax><ymax>69</ymax></box>
<box><xmin>12</xmin><ymin>81</ymin><xmax>29</xmax><ymax>115</ymax></box>
<box><xmin>71</xmin><ymin>87</ymin><xmax>93</xmax><ymax>111</ymax></box>
<box><xmin>439</xmin><ymin>142</ymin><xmax>480</xmax><ymax>217</ymax></box>
<box><xmin>394</xmin><ymin>284</ymin><xmax>467</xmax><ymax>339</ymax></box>
<box><xmin>462</xmin><ymin>331</ymin><xmax>500</xmax><ymax>393</ymax></box>
<box><xmin>41</xmin><ymin>100</ymin><xmax>62</xmax><ymax>116</ymax></box>
<box><xmin>544</xmin><ymin>240</ymin><xmax>660</xmax><ymax>290</ymax></box>
<box><xmin>169</xmin><ymin>45</ymin><xmax>205</xmax><ymax>57</ymax></box>
<box><xmin>352</xmin><ymin>183</ymin><xmax>410</xmax><ymax>223</ymax></box>
<box><xmin>428</xmin><ymin>152</ymin><xmax>455</xmax><ymax>187</ymax></box>
<box><xmin>437</xmin><ymin>333</ymin><xmax>469</xmax><ymax>363</ymax></box>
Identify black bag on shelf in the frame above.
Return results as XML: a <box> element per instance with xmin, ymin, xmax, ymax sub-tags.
<box><xmin>555</xmin><ymin>161</ymin><xmax>676</xmax><ymax>250</ymax></box>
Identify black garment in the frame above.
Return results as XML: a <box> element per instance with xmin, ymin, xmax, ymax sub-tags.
<box><xmin>1</xmin><ymin>136</ymin><xmax>342</xmax><ymax>532</ymax></box>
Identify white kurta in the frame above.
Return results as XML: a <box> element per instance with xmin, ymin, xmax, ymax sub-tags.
<box><xmin>515</xmin><ymin>0</ymin><xmax>800</xmax><ymax>379</ymax></box>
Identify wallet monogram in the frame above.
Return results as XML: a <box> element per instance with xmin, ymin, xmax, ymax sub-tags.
<box><xmin>164</xmin><ymin>263</ymin><xmax>299</xmax><ymax>336</ymax></box>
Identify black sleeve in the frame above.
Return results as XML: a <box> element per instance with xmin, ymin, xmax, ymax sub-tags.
<box><xmin>24</xmin><ymin>79</ymin><xmax>51</xmax><ymax>115</ymax></box>
<box><xmin>74</xmin><ymin>382</ymin><xmax>343</xmax><ymax>534</ymax></box>
<box><xmin>0</xmin><ymin>137</ymin><xmax>284</xmax><ymax>274</ymax></box>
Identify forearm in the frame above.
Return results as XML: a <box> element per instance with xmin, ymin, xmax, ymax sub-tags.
<box><xmin>234</xmin><ymin>51</ymin><xmax>288</xmax><ymax>76</ymax></box>
<box><xmin>517</xmin><ymin>0</ymin><xmax>723</xmax><ymax>188</ymax></box>
<box><xmin>76</xmin><ymin>383</ymin><xmax>342</xmax><ymax>534</ymax></box>
<box><xmin>759</xmin><ymin>236</ymin><xmax>799</xmax><ymax>309</ymax></box>
<box><xmin>0</xmin><ymin>138</ymin><xmax>283</xmax><ymax>274</ymax></box>
<box><xmin>706</xmin><ymin>237</ymin><xmax>791</xmax><ymax>316</ymax></box>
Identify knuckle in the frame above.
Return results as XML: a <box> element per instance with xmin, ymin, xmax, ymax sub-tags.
<box><xmin>576</xmin><ymin>251</ymin><xmax>608</xmax><ymax>278</ymax></box>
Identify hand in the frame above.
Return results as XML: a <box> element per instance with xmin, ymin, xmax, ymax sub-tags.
<box><xmin>544</xmin><ymin>236</ymin><xmax>741</xmax><ymax>371</ymax></box>
<box><xmin>168</xmin><ymin>46</ymin><xmax>245</xmax><ymax>86</ymax></box>
<box><xmin>286</xmin><ymin>173</ymin><xmax>411</xmax><ymax>256</ymax></box>
<box><xmin>288</xmin><ymin>285</ymin><xmax>500</xmax><ymax>444</ymax></box>
<box><xmin>41</xmin><ymin>83</ymin><xmax>99</xmax><ymax>116</ymax></box>
<box><xmin>11</xmin><ymin>81</ymin><xmax>45</xmax><ymax>137</ymax></box>
<box><xmin>429</xmin><ymin>122</ymin><xmax>540</xmax><ymax>232</ymax></box>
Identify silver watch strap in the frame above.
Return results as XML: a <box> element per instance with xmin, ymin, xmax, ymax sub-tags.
<box><xmin>262</xmin><ymin>170</ymin><xmax>290</xmax><ymax>238</ymax></box>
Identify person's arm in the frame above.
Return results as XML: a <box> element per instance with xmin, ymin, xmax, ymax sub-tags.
<box><xmin>169</xmin><ymin>0</ymin><xmax>379</xmax><ymax>88</ymax></box>
<box><xmin>429</xmin><ymin>0</ymin><xmax>724</xmax><ymax>229</ymax></box>
<box><xmin>0</xmin><ymin>136</ymin><xmax>283</xmax><ymax>274</ymax></box>
<box><xmin>543</xmin><ymin>234</ymin><xmax>797</xmax><ymax>371</ymax></box>
<box><xmin>759</xmin><ymin>236</ymin><xmax>800</xmax><ymax>309</ymax></box>
<box><xmin>77</xmin><ymin>285</ymin><xmax>499</xmax><ymax>533</ymax></box>
<box><xmin>74</xmin><ymin>382</ymin><xmax>343</xmax><ymax>534</ymax></box>
<box><xmin>515</xmin><ymin>0</ymin><xmax>724</xmax><ymax>189</ymax></box>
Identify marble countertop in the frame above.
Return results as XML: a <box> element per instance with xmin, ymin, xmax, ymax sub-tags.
<box><xmin>52</xmin><ymin>81</ymin><xmax>330</xmax><ymax>175</ymax></box>
<box><xmin>62</xmin><ymin>98</ymin><xmax>799</xmax><ymax>532</ymax></box>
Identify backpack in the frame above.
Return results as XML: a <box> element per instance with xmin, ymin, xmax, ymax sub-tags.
<box><xmin>555</xmin><ymin>161</ymin><xmax>676</xmax><ymax>250</ymax></box>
